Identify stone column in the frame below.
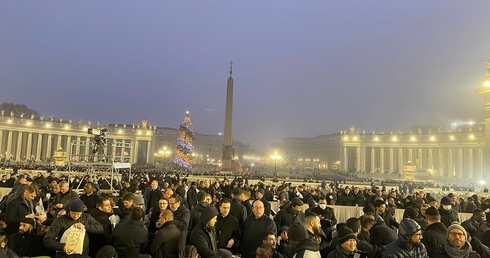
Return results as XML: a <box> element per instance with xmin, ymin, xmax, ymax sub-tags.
<box><xmin>0</xmin><ymin>130</ymin><xmax>3</xmax><ymax>155</ymax></box>
<box><xmin>75</xmin><ymin>137</ymin><xmax>81</xmax><ymax>161</ymax></box>
<box><xmin>343</xmin><ymin>147</ymin><xmax>348</xmax><ymax>171</ymax></box>
<box><xmin>66</xmin><ymin>136</ymin><xmax>72</xmax><ymax>161</ymax></box>
<box><xmin>398</xmin><ymin>148</ymin><xmax>403</xmax><ymax>174</ymax></box>
<box><xmin>46</xmin><ymin>134</ymin><xmax>53</xmax><ymax>159</ymax></box>
<box><xmin>467</xmin><ymin>148</ymin><xmax>474</xmax><ymax>179</ymax></box>
<box><xmin>417</xmin><ymin>148</ymin><xmax>423</xmax><ymax>169</ymax></box>
<box><xmin>356</xmin><ymin>147</ymin><xmax>361</xmax><ymax>172</ymax></box>
<box><xmin>371</xmin><ymin>147</ymin><xmax>375</xmax><ymax>173</ymax></box>
<box><xmin>457</xmin><ymin>148</ymin><xmax>463</xmax><ymax>178</ymax></box>
<box><xmin>477</xmin><ymin>148</ymin><xmax>484</xmax><ymax>179</ymax></box>
<box><xmin>84</xmin><ymin>137</ymin><xmax>90</xmax><ymax>161</ymax></box>
<box><xmin>428</xmin><ymin>148</ymin><xmax>434</xmax><ymax>169</ymax></box>
<box><xmin>36</xmin><ymin>133</ymin><xmax>43</xmax><ymax>161</ymax></box>
<box><xmin>133</xmin><ymin>140</ymin><xmax>139</xmax><ymax>164</ymax></box>
<box><xmin>57</xmin><ymin>135</ymin><xmax>62</xmax><ymax>149</ymax></box>
<box><xmin>16</xmin><ymin>131</ymin><xmax>23</xmax><ymax>160</ymax></box>
<box><xmin>438</xmin><ymin>148</ymin><xmax>444</xmax><ymax>177</ymax></box>
<box><xmin>6</xmin><ymin>131</ymin><xmax>12</xmax><ymax>158</ymax></box>
<box><xmin>389</xmin><ymin>148</ymin><xmax>394</xmax><ymax>173</ymax></box>
<box><xmin>380</xmin><ymin>147</ymin><xmax>385</xmax><ymax>173</ymax></box>
<box><xmin>448</xmin><ymin>148</ymin><xmax>454</xmax><ymax>177</ymax></box>
<box><xmin>26</xmin><ymin>133</ymin><xmax>33</xmax><ymax>160</ymax></box>
<box><xmin>408</xmin><ymin>148</ymin><xmax>413</xmax><ymax>163</ymax></box>
<box><xmin>146</xmin><ymin>140</ymin><xmax>152</xmax><ymax>163</ymax></box>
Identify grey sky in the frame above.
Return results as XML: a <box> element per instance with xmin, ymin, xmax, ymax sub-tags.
<box><xmin>1</xmin><ymin>1</ymin><xmax>490</xmax><ymax>151</ymax></box>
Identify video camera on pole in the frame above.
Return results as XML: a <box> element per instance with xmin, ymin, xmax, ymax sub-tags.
<box><xmin>88</xmin><ymin>128</ymin><xmax>108</xmax><ymax>161</ymax></box>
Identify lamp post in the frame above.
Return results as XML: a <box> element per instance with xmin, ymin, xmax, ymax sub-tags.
<box><xmin>271</xmin><ymin>151</ymin><xmax>281</xmax><ymax>178</ymax></box>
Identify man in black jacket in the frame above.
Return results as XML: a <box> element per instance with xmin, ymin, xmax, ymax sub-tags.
<box><xmin>241</xmin><ymin>200</ymin><xmax>277</xmax><ymax>258</ymax></box>
<box><xmin>274</xmin><ymin>198</ymin><xmax>305</xmax><ymax>231</ymax></box>
<box><xmin>421</xmin><ymin>207</ymin><xmax>447</xmax><ymax>257</ymax></box>
<box><xmin>373</xmin><ymin>199</ymin><xmax>399</xmax><ymax>229</ymax></box>
<box><xmin>112</xmin><ymin>207</ymin><xmax>149</xmax><ymax>258</ymax></box>
<box><xmin>43</xmin><ymin>198</ymin><xmax>104</xmax><ymax>258</ymax></box>
<box><xmin>215</xmin><ymin>198</ymin><xmax>240</xmax><ymax>254</ymax></box>
<box><xmin>229</xmin><ymin>188</ymin><xmax>247</xmax><ymax>226</ymax></box>
<box><xmin>5</xmin><ymin>184</ymin><xmax>39</xmax><ymax>236</ymax></box>
<box><xmin>189</xmin><ymin>191</ymin><xmax>210</xmax><ymax>233</ymax></box>
<box><xmin>148</xmin><ymin>209</ymin><xmax>182</xmax><ymax>258</ymax></box>
<box><xmin>169</xmin><ymin>194</ymin><xmax>190</xmax><ymax>255</ymax></box>
<box><xmin>7</xmin><ymin>218</ymin><xmax>46</xmax><ymax>257</ymax></box>
<box><xmin>256</xmin><ymin>189</ymin><xmax>271</xmax><ymax>217</ymax></box>
<box><xmin>189</xmin><ymin>206</ymin><xmax>220</xmax><ymax>258</ymax></box>
<box><xmin>87</xmin><ymin>197</ymin><xmax>114</xmax><ymax>257</ymax></box>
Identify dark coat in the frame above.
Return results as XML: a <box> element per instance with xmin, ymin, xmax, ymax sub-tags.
<box><xmin>187</xmin><ymin>188</ymin><xmax>198</xmax><ymax>209</ymax></box>
<box><xmin>7</xmin><ymin>231</ymin><xmax>46</xmax><ymax>257</ymax></box>
<box><xmin>294</xmin><ymin>238</ymin><xmax>321</xmax><ymax>258</ymax></box>
<box><xmin>43</xmin><ymin>212</ymin><xmax>104</xmax><ymax>256</ymax></box>
<box><xmin>79</xmin><ymin>193</ymin><xmax>98</xmax><ymax>211</ymax></box>
<box><xmin>173</xmin><ymin>204</ymin><xmax>191</xmax><ymax>231</ymax></box>
<box><xmin>5</xmin><ymin>194</ymin><xmax>33</xmax><ymax>236</ymax></box>
<box><xmin>87</xmin><ymin>208</ymin><xmax>113</xmax><ymax>257</ymax></box>
<box><xmin>229</xmin><ymin>198</ymin><xmax>247</xmax><ymax>225</ymax></box>
<box><xmin>146</xmin><ymin>188</ymin><xmax>162</xmax><ymax>213</ymax></box>
<box><xmin>421</xmin><ymin>222</ymin><xmax>447</xmax><ymax>257</ymax></box>
<box><xmin>274</xmin><ymin>203</ymin><xmax>305</xmax><ymax>231</ymax></box>
<box><xmin>189</xmin><ymin>202</ymin><xmax>209</xmax><ymax>232</ymax></box>
<box><xmin>189</xmin><ymin>224</ymin><xmax>219</xmax><ymax>258</ymax></box>
<box><xmin>241</xmin><ymin>215</ymin><xmax>277</xmax><ymax>258</ymax></box>
<box><xmin>260</xmin><ymin>197</ymin><xmax>272</xmax><ymax>217</ymax></box>
<box><xmin>112</xmin><ymin>219</ymin><xmax>148</xmax><ymax>258</ymax></box>
<box><xmin>382</xmin><ymin>238</ymin><xmax>428</xmax><ymax>258</ymax></box>
<box><xmin>370</xmin><ymin>223</ymin><xmax>397</xmax><ymax>247</ymax></box>
<box><xmin>216</xmin><ymin>214</ymin><xmax>240</xmax><ymax>251</ymax></box>
<box><xmin>148</xmin><ymin>221</ymin><xmax>182</xmax><ymax>258</ymax></box>
<box><xmin>439</xmin><ymin>208</ymin><xmax>459</xmax><ymax>228</ymax></box>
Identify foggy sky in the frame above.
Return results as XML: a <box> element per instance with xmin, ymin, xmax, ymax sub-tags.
<box><xmin>1</xmin><ymin>1</ymin><xmax>490</xmax><ymax>152</ymax></box>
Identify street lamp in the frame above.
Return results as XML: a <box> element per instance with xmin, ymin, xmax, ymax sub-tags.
<box><xmin>271</xmin><ymin>151</ymin><xmax>281</xmax><ymax>178</ymax></box>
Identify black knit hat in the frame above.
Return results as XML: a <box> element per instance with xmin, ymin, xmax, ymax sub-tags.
<box><xmin>96</xmin><ymin>245</ymin><xmax>118</xmax><ymax>258</ymax></box>
<box><xmin>288</xmin><ymin>222</ymin><xmax>309</xmax><ymax>242</ymax></box>
<box><xmin>338</xmin><ymin>226</ymin><xmax>356</xmax><ymax>245</ymax></box>
<box><xmin>199</xmin><ymin>206</ymin><xmax>218</xmax><ymax>226</ymax></box>
<box><xmin>398</xmin><ymin>218</ymin><xmax>421</xmax><ymax>241</ymax></box>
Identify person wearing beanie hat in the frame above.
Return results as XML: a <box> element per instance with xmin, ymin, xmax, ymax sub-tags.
<box><xmin>44</xmin><ymin>198</ymin><xmax>104</xmax><ymax>256</ymax></box>
<box><xmin>274</xmin><ymin>197</ymin><xmax>305</xmax><ymax>232</ymax></box>
<box><xmin>326</xmin><ymin>225</ymin><xmax>367</xmax><ymax>258</ymax></box>
<box><xmin>6</xmin><ymin>217</ymin><xmax>43</xmax><ymax>257</ymax></box>
<box><xmin>382</xmin><ymin>218</ymin><xmax>428</xmax><ymax>258</ymax></box>
<box><xmin>432</xmin><ymin>222</ymin><xmax>479</xmax><ymax>258</ymax></box>
<box><xmin>189</xmin><ymin>206</ymin><xmax>221</xmax><ymax>258</ymax></box>
<box><xmin>439</xmin><ymin>197</ymin><xmax>459</xmax><ymax>228</ymax></box>
<box><xmin>422</xmin><ymin>207</ymin><xmax>447</xmax><ymax>257</ymax></box>
<box><xmin>288</xmin><ymin>222</ymin><xmax>320</xmax><ymax>258</ymax></box>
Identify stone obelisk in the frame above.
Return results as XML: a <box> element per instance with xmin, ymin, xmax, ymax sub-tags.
<box><xmin>222</xmin><ymin>61</ymin><xmax>234</xmax><ymax>172</ymax></box>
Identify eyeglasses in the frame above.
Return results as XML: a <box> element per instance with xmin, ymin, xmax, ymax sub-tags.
<box><xmin>449</xmin><ymin>232</ymin><xmax>465</xmax><ymax>238</ymax></box>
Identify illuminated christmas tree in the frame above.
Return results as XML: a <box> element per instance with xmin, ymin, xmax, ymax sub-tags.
<box><xmin>173</xmin><ymin>111</ymin><xmax>194</xmax><ymax>171</ymax></box>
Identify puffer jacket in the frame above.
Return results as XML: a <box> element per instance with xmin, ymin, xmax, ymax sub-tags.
<box><xmin>382</xmin><ymin>238</ymin><xmax>428</xmax><ymax>258</ymax></box>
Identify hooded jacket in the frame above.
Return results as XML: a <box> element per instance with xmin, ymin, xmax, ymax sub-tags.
<box><xmin>421</xmin><ymin>222</ymin><xmax>447</xmax><ymax>257</ymax></box>
<box><xmin>189</xmin><ymin>206</ymin><xmax>220</xmax><ymax>258</ymax></box>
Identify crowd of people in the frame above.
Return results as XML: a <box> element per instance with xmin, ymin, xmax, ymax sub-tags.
<box><xmin>0</xmin><ymin>170</ymin><xmax>489</xmax><ymax>258</ymax></box>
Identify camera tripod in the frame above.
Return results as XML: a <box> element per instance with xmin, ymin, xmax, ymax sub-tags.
<box><xmin>89</xmin><ymin>136</ymin><xmax>106</xmax><ymax>162</ymax></box>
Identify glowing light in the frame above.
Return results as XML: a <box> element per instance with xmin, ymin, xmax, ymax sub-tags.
<box><xmin>353</xmin><ymin>136</ymin><xmax>358</xmax><ymax>141</ymax></box>
<box><xmin>45</xmin><ymin>124</ymin><xmax>51</xmax><ymax>128</ymax></box>
<box><xmin>7</xmin><ymin>119</ymin><xmax>12</xmax><ymax>123</ymax></box>
<box><xmin>479</xmin><ymin>180</ymin><xmax>486</xmax><ymax>186</ymax></box>
<box><xmin>26</xmin><ymin>121</ymin><xmax>31</xmax><ymax>126</ymax></box>
<box><xmin>484</xmin><ymin>80</ymin><xmax>490</xmax><ymax>87</ymax></box>
<box><xmin>450</xmin><ymin>135</ymin><xmax>455</xmax><ymax>140</ymax></box>
<box><xmin>410</xmin><ymin>136</ymin><xmax>416</xmax><ymax>141</ymax></box>
<box><xmin>146</xmin><ymin>131</ymin><xmax>151</xmax><ymax>135</ymax></box>
<box><xmin>430</xmin><ymin>136</ymin><xmax>435</xmax><ymax>141</ymax></box>
<box><xmin>118</xmin><ymin>129</ymin><xmax>123</xmax><ymax>133</ymax></box>
<box><xmin>374</xmin><ymin>137</ymin><xmax>379</xmax><ymax>141</ymax></box>
<box><xmin>137</xmin><ymin>131</ymin><xmax>142</xmax><ymax>135</ymax></box>
<box><xmin>469</xmin><ymin>134</ymin><xmax>475</xmax><ymax>139</ymax></box>
<box><xmin>343</xmin><ymin>136</ymin><xmax>349</xmax><ymax>141</ymax></box>
<box><xmin>64</xmin><ymin>125</ymin><xmax>70</xmax><ymax>129</ymax></box>
<box><xmin>392</xmin><ymin>137</ymin><xmax>397</xmax><ymax>141</ymax></box>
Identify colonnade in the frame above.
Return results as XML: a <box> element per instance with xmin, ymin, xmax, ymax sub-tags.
<box><xmin>0</xmin><ymin>129</ymin><xmax>151</xmax><ymax>164</ymax></box>
<box><xmin>342</xmin><ymin>145</ymin><xmax>484</xmax><ymax>179</ymax></box>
